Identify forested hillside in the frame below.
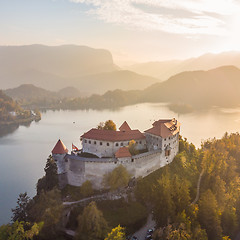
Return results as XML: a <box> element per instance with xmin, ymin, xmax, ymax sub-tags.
<box><xmin>0</xmin><ymin>90</ymin><xmax>22</xmax><ymax>121</ymax></box>
<box><xmin>0</xmin><ymin>90</ymin><xmax>40</xmax><ymax>124</ymax></box>
<box><xmin>136</xmin><ymin>134</ymin><xmax>240</xmax><ymax>239</ymax></box>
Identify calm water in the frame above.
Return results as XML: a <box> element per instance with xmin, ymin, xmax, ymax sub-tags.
<box><xmin>1</xmin><ymin>103</ymin><xmax>240</xmax><ymax>224</ymax></box>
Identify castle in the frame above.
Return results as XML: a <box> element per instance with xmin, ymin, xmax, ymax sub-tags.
<box><xmin>52</xmin><ymin>118</ymin><xmax>180</xmax><ymax>189</ymax></box>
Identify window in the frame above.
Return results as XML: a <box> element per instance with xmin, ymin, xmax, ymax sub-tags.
<box><xmin>89</xmin><ymin>140</ymin><xmax>91</xmax><ymax>144</ymax></box>
<box><xmin>169</xmin><ymin>137</ymin><xmax>170</xmax><ymax>140</ymax></box>
<box><xmin>84</xmin><ymin>140</ymin><xmax>87</xmax><ymax>143</ymax></box>
<box><xmin>139</xmin><ymin>141</ymin><xmax>142</xmax><ymax>144</ymax></box>
<box><xmin>100</xmin><ymin>142</ymin><xmax>102</xmax><ymax>145</ymax></box>
<box><xmin>165</xmin><ymin>149</ymin><xmax>171</xmax><ymax>156</ymax></box>
<box><xmin>121</xmin><ymin>143</ymin><xmax>123</xmax><ymax>146</ymax></box>
<box><xmin>94</xmin><ymin>141</ymin><xmax>96</xmax><ymax>145</ymax></box>
<box><xmin>164</xmin><ymin>138</ymin><xmax>166</xmax><ymax>141</ymax></box>
<box><xmin>107</xmin><ymin>143</ymin><xmax>109</xmax><ymax>146</ymax></box>
<box><xmin>116</xmin><ymin>143</ymin><xmax>119</xmax><ymax>147</ymax></box>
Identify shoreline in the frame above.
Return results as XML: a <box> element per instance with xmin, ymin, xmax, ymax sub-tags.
<box><xmin>0</xmin><ymin>115</ymin><xmax>41</xmax><ymax>126</ymax></box>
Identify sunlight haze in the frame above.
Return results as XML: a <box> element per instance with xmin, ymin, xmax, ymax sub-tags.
<box><xmin>1</xmin><ymin>0</ymin><xmax>240</xmax><ymax>65</ymax></box>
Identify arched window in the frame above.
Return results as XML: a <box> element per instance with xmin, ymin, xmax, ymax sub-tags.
<box><xmin>94</xmin><ymin>141</ymin><xmax>96</xmax><ymax>145</ymax></box>
<box><xmin>107</xmin><ymin>143</ymin><xmax>109</xmax><ymax>146</ymax></box>
<box><xmin>89</xmin><ymin>140</ymin><xmax>91</xmax><ymax>144</ymax></box>
<box><xmin>116</xmin><ymin>143</ymin><xmax>119</xmax><ymax>147</ymax></box>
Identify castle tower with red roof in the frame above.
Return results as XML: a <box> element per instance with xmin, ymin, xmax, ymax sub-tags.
<box><xmin>52</xmin><ymin>139</ymin><xmax>68</xmax><ymax>176</ymax></box>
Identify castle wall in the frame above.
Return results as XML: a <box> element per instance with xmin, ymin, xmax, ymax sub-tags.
<box><xmin>82</xmin><ymin>138</ymin><xmax>146</xmax><ymax>158</ymax></box>
<box><xmin>63</xmin><ymin>137</ymin><xmax>178</xmax><ymax>189</ymax></box>
<box><xmin>52</xmin><ymin>153</ymin><xmax>67</xmax><ymax>174</ymax></box>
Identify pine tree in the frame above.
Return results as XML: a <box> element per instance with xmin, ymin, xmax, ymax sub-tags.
<box><xmin>11</xmin><ymin>192</ymin><xmax>30</xmax><ymax>222</ymax></box>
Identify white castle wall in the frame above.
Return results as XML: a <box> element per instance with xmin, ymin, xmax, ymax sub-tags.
<box><xmin>61</xmin><ymin>135</ymin><xmax>178</xmax><ymax>189</ymax></box>
<box><xmin>82</xmin><ymin>138</ymin><xmax>146</xmax><ymax>158</ymax></box>
<box><xmin>56</xmin><ymin>131</ymin><xmax>179</xmax><ymax>189</ymax></box>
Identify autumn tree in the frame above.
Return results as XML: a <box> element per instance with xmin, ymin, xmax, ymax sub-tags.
<box><xmin>128</xmin><ymin>140</ymin><xmax>139</xmax><ymax>155</ymax></box>
<box><xmin>104</xmin><ymin>225</ymin><xmax>126</xmax><ymax>240</ymax></box>
<box><xmin>198</xmin><ymin>189</ymin><xmax>222</xmax><ymax>240</ymax></box>
<box><xmin>75</xmin><ymin>201</ymin><xmax>109</xmax><ymax>240</ymax></box>
<box><xmin>0</xmin><ymin>221</ymin><xmax>43</xmax><ymax>240</ymax></box>
<box><xmin>28</xmin><ymin>188</ymin><xmax>63</xmax><ymax>239</ymax></box>
<box><xmin>103</xmin><ymin>165</ymin><xmax>131</xmax><ymax>190</ymax></box>
<box><xmin>97</xmin><ymin>120</ymin><xmax>116</xmax><ymax>131</ymax></box>
<box><xmin>80</xmin><ymin>180</ymin><xmax>93</xmax><ymax>197</ymax></box>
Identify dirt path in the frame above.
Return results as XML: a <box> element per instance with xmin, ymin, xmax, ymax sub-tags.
<box><xmin>132</xmin><ymin>214</ymin><xmax>156</xmax><ymax>240</ymax></box>
<box><xmin>190</xmin><ymin>169</ymin><xmax>204</xmax><ymax>205</ymax></box>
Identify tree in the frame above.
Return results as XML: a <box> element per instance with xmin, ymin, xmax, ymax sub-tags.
<box><xmin>104</xmin><ymin>225</ymin><xmax>126</xmax><ymax>240</ymax></box>
<box><xmin>81</xmin><ymin>180</ymin><xmax>93</xmax><ymax>197</ymax></box>
<box><xmin>97</xmin><ymin>120</ymin><xmax>116</xmax><ymax>131</ymax></box>
<box><xmin>103</xmin><ymin>165</ymin><xmax>131</xmax><ymax>190</ymax></box>
<box><xmin>153</xmin><ymin>172</ymin><xmax>175</xmax><ymax>226</ymax></box>
<box><xmin>128</xmin><ymin>140</ymin><xmax>139</xmax><ymax>155</ymax></box>
<box><xmin>37</xmin><ymin>155</ymin><xmax>58</xmax><ymax>194</ymax></box>
<box><xmin>28</xmin><ymin>188</ymin><xmax>63</xmax><ymax>239</ymax></box>
<box><xmin>44</xmin><ymin>155</ymin><xmax>58</xmax><ymax>191</ymax></box>
<box><xmin>198</xmin><ymin>189</ymin><xmax>222</xmax><ymax>240</ymax></box>
<box><xmin>0</xmin><ymin>221</ymin><xmax>43</xmax><ymax>240</ymax></box>
<box><xmin>75</xmin><ymin>201</ymin><xmax>109</xmax><ymax>240</ymax></box>
<box><xmin>11</xmin><ymin>192</ymin><xmax>30</xmax><ymax>222</ymax></box>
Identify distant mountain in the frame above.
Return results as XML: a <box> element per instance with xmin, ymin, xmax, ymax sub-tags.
<box><xmin>142</xmin><ymin>65</ymin><xmax>240</xmax><ymax>108</ymax></box>
<box><xmin>73</xmin><ymin>70</ymin><xmax>158</xmax><ymax>94</ymax></box>
<box><xmin>73</xmin><ymin>65</ymin><xmax>240</xmax><ymax>110</ymax></box>
<box><xmin>126</xmin><ymin>51</ymin><xmax>240</xmax><ymax>80</ymax></box>
<box><xmin>57</xmin><ymin>87</ymin><xmax>82</xmax><ymax>98</ymax></box>
<box><xmin>6</xmin><ymin>66</ymin><xmax>240</xmax><ymax>111</ymax></box>
<box><xmin>0</xmin><ymin>44</ymin><xmax>118</xmax><ymax>90</ymax></box>
<box><xmin>0</xmin><ymin>45</ymin><xmax>157</xmax><ymax>93</ymax></box>
<box><xmin>4</xmin><ymin>84</ymin><xmax>57</xmax><ymax>101</ymax></box>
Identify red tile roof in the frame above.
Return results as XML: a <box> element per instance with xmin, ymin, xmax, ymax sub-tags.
<box><xmin>52</xmin><ymin>139</ymin><xmax>68</xmax><ymax>154</ymax></box>
<box><xmin>145</xmin><ymin>118</ymin><xmax>180</xmax><ymax>138</ymax></box>
<box><xmin>81</xmin><ymin>129</ymin><xmax>145</xmax><ymax>142</ymax></box>
<box><xmin>115</xmin><ymin>147</ymin><xmax>132</xmax><ymax>158</ymax></box>
<box><xmin>119</xmin><ymin>121</ymin><xmax>131</xmax><ymax>131</ymax></box>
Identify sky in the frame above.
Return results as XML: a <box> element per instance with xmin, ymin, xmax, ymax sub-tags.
<box><xmin>1</xmin><ymin>0</ymin><xmax>240</xmax><ymax>65</ymax></box>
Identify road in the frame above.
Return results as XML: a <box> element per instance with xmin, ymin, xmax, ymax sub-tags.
<box><xmin>132</xmin><ymin>214</ymin><xmax>156</xmax><ymax>240</ymax></box>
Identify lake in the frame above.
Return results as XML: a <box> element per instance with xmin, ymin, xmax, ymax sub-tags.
<box><xmin>1</xmin><ymin>103</ymin><xmax>240</xmax><ymax>224</ymax></box>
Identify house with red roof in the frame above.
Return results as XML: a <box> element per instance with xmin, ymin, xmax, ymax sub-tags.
<box><xmin>81</xmin><ymin>121</ymin><xmax>146</xmax><ymax>158</ymax></box>
<box><xmin>145</xmin><ymin>118</ymin><xmax>180</xmax><ymax>156</ymax></box>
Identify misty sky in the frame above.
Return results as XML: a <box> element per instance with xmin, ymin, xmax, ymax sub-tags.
<box><xmin>1</xmin><ymin>0</ymin><xmax>240</xmax><ymax>65</ymax></box>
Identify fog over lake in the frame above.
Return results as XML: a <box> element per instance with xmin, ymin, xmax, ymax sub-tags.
<box><xmin>1</xmin><ymin>103</ymin><xmax>240</xmax><ymax>224</ymax></box>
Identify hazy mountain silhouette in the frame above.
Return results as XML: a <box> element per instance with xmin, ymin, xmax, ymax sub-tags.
<box><xmin>127</xmin><ymin>51</ymin><xmax>240</xmax><ymax>80</ymax></box>
<box><xmin>4</xmin><ymin>84</ymin><xmax>58</xmax><ymax>101</ymax></box>
<box><xmin>73</xmin><ymin>70</ymin><xmax>158</xmax><ymax>94</ymax></box>
<box><xmin>0</xmin><ymin>45</ymin><xmax>157</xmax><ymax>93</ymax></box>
<box><xmin>0</xmin><ymin>44</ymin><xmax>118</xmax><ymax>89</ymax></box>
<box><xmin>4</xmin><ymin>84</ymin><xmax>83</xmax><ymax>101</ymax></box>
<box><xmin>142</xmin><ymin>65</ymin><xmax>240</xmax><ymax>108</ymax></box>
